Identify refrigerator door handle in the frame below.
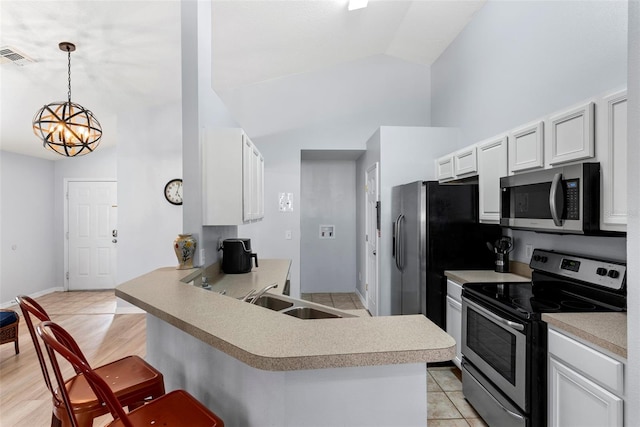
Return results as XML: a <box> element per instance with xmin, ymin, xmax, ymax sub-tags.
<box><xmin>393</xmin><ymin>215</ymin><xmax>399</xmax><ymax>260</ymax></box>
<box><xmin>397</xmin><ymin>214</ymin><xmax>405</xmax><ymax>270</ymax></box>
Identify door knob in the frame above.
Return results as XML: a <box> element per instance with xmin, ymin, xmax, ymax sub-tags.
<box><xmin>112</xmin><ymin>239</ymin><xmax>118</xmax><ymax>243</ymax></box>
<box><xmin>373</xmin><ymin>250</ymin><xmax>377</xmax><ymax>255</ymax></box>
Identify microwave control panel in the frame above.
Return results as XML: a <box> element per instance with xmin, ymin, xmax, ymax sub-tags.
<box><xmin>565</xmin><ymin>179</ymin><xmax>580</xmax><ymax>220</ymax></box>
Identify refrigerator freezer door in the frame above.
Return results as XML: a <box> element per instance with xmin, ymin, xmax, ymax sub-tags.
<box><xmin>391</xmin><ymin>182</ymin><xmax>425</xmax><ymax>315</ymax></box>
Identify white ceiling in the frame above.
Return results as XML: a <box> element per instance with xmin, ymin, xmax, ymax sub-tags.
<box><xmin>0</xmin><ymin>0</ymin><xmax>485</xmax><ymax>161</ymax></box>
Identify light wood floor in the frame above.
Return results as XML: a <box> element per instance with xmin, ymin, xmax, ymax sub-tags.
<box><xmin>0</xmin><ymin>291</ymin><xmax>144</xmax><ymax>427</ymax></box>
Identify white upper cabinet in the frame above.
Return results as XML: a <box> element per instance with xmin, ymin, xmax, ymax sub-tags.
<box><xmin>548</xmin><ymin>102</ymin><xmax>595</xmax><ymax>166</ymax></box>
<box><xmin>598</xmin><ymin>90</ymin><xmax>628</xmax><ymax>232</ymax></box>
<box><xmin>436</xmin><ymin>155</ymin><xmax>455</xmax><ymax>182</ymax></box>
<box><xmin>477</xmin><ymin>135</ymin><xmax>508</xmax><ymax>223</ymax></box>
<box><xmin>508</xmin><ymin>121</ymin><xmax>544</xmax><ymax>173</ymax></box>
<box><xmin>437</xmin><ymin>146</ymin><xmax>478</xmax><ymax>182</ymax></box>
<box><xmin>454</xmin><ymin>146</ymin><xmax>478</xmax><ymax>177</ymax></box>
<box><xmin>202</xmin><ymin>128</ymin><xmax>264</xmax><ymax>225</ymax></box>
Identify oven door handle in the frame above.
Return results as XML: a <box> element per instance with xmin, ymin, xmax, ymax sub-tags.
<box><xmin>462</xmin><ymin>360</ymin><xmax>526</xmax><ymax>422</ymax></box>
<box><xmin>465</xmin><ymin>298</ymin><xmax>525</xmax><ymax>332</ymax></box>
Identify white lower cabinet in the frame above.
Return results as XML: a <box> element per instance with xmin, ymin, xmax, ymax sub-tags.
<box><xmin>445</xmin><ymin>279</ymin><xmax>463</xmax><ymax>369</ymax></box>
<box><xmin>548</xmin><ymin>327</ymin><xmax>624</xmax><ymax>427</ymax></box>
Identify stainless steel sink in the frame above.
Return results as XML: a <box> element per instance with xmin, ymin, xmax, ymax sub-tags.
<box><xmin>253</xmin><ymin>296</ymin><xmax>294</xmax><ymax>311</ymax></box>
<box><xmin>282</xmin><ymin>307</ymin><xmax>342</xmax><ymax>319</ymax></box>
<box><xmin>243</xmin><ymin>292</ymin><xmax>353</xmax><ymax>319</ymax></box>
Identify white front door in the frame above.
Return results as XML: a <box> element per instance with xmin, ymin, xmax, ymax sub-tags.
<box><xmin>365</xmin><ymin>163</ymin><xmax>379</xmax><ymax>316</ymax></box>
<box><xmin>68</xmin><ymin>181</ymin><xmax>117</xmax><ymax>290</ymax></box>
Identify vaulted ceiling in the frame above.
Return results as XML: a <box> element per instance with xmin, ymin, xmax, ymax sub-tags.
<box><xmin>0</xmin><ymin>0</ymin><xmax>484</xmax><ymax>160</ymax></box>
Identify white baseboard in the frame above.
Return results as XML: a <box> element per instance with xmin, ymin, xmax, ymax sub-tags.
<box><xmin>355</xmin><ymin>288</ymin><xmax>368</xmax><ymax>309</ymax></box>
<box><xmin>1</xmin><ymin>286</ymin><xmax>64</xmax><ymax>308</ymax></box>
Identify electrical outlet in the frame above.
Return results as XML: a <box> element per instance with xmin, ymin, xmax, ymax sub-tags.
<box><xmin>199</xmin><ymin>249</ymin><xmax>206</xmax><ymax>265</ymax></box>
<box><xmin>285</xmin><ymin>230</ymin><xmax>292</xmax><ymax>240</ymax></box>
<box><xmin>525</xmin><ymin>244</ymin><xmax>533</xmax><ymax>260</ymax></box>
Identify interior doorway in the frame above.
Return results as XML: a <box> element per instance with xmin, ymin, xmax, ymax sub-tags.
<box><xmin>299</xmin><ymin>150</ymin><xmax>364</xmax><ymax>296</ymax></box>
<box><xmin>365</xmin><ymin>163</ymin><xmax>379</xmax><ymax>316</ymax></box>
<box><xmin>66</xmin><ymin>181</ymin><xmax>118</xmax><ymax>290</ymax></box>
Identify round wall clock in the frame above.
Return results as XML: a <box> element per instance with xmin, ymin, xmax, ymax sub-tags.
<box><xmin>164</xmin><ymin>179</ymin><xmax>183</xmax><ymax>205</ymax></box>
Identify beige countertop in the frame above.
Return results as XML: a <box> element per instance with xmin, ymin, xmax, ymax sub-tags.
<box><xmin>445</xmin><ymin>270</ymin><xmax>531</xmax><ymax>284</ymax></box>
<box><xmin>543</xmin><ymin>312</ymin><xmax>627</xmax><ymax>359</ymax></box>
<box><xmin>116</xmin><ymin>259</ymin><xmax>455</xmax><ymax>371</ymax></box>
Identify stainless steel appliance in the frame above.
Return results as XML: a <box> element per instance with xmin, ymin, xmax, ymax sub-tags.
<box><xmin>500</xmin><ymin>162</ymin><xmax>600</xmax><ymax>234</ymax></box>
<box><xmin>220</xmin><ymin>238</ymin><xmax>258</xmax><ymax>274</ymax></box>
<box><xmin>391</xmin><ymin>181</ymin><xmax>501</xmax><ymax>325</ymax></box>
<box><xmin>461</xmin><ymin>249</ymin><xmax>627</xmax><ymax>427</ymax></box>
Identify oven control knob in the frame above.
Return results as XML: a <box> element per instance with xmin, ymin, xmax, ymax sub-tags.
<box><xmin>596</xmin><ymin>267</ymin><xmax>608</xmax><ymax>276</ymax></box>
<box><xmin>608</xmin><ymin>269</ymin><xmax>620</xmax><ymax>279</ymax></box>
<box><xmin>533</xmin><ymin>255</ymin><xmax>541</xmax><ymax>262</ymax></box>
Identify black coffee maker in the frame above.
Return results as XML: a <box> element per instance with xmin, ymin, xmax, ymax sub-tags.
<box><xmin>220</xmin><ymin>238</ymin><xmax>259</xmax><ymax>274</ymax></box>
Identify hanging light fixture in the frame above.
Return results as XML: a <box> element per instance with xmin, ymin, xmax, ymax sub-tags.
<box><xmin>32</xmin><ymin>42</ymin><xmax>102</xmax><ymax>157</ymax></box>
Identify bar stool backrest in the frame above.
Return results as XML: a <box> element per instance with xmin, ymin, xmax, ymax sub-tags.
<box><xmin>37</xmin><ymin>321</ymin><xmax>134</xmax><ymax>427</ymax></box>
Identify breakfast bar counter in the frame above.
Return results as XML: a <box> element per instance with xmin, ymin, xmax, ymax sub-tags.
<box><xmin>116</xmin><ymin>260</ymin><xmax>455</xmax><ymax>426</ymax></box>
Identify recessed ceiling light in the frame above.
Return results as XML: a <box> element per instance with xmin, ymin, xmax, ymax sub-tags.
<box><xmin>348</xmin><ymin>0</ymin><xmax>368</xmax><ymax>11</ymax></box>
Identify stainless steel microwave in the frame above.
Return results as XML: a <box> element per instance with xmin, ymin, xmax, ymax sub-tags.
<box><xmin>500</xmin><ymin>163</ymin><xmax>600</xmax><ymax>234</ymax></box>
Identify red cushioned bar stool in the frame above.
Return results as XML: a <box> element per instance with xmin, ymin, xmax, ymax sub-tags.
<box><xmin>38</xmin><ymin>320</ymin><xmax>224</xmax><ymax>427</ymax></box>
<box><xmin>17</xmin><ymin>295</ymin><xmax>165</xmax><ymax>427</ymax></box>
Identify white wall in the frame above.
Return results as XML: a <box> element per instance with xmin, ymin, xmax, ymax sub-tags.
<box><xmin>0</xmin><ymin>152</ymin><xmax>56</xmax><ymax>305</ymax></box>
<box><xmin>625</xmin><ymin>1</ymin><xmax>639</xmax><ymax>424</ymax></box>
<box><xmin>300</xmin><ymin>160</ymin><xmax>357</xmax><ymax>293</ymax></box>
<box><xmin>116</xmin><ymin>103</ymin><xmax>183</xmax><ymax>283</ymax></box>
<box><xmin>432</xmin><ymin>0</ymin><xmax>628</xmax><ymax>147</ymax></box>
<box><xmin>431</xmin><ymin>0</ymin><xmax>628</xmax><ymax>263</ymax></box>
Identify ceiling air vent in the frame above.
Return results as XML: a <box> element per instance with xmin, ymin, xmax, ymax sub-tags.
<box><xmin>0</xmin><ymin>46</ymin><xmax>36</xmax><ymax>66</ymax></box>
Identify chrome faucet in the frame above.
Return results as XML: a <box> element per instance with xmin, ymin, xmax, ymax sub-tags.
<box><xmin>249</xmin><ymin>283</ymin><xmax>278</xmax><ymax>303</ymax></box>
<box><xmin>240</xmin><ymin>289</ymin><xmax>257</xmax><ymax>302</ymax></box>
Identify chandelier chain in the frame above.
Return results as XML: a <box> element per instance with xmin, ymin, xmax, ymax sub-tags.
<box><xmin>67</xmin><ymin>46</ymin><xmax>72</xmax><ymax>104</ymax></box>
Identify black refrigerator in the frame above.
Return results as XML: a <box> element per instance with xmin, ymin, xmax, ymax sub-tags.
<box><xmin>391</xmin><ymin>181</ymin><xmax>501</xmax><ymax>328</ymax></box>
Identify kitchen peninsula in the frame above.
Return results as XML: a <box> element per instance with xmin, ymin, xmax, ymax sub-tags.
<box><xmin>116</xmin><ymin>259</ymin><xmax>455</xmax><ymax>426</ymax></box>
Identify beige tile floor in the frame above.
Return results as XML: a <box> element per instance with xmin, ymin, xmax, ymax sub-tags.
<box><xmin>300</xmin><ymin>292</ymin><xmax>366</xmax><ymax>310</ymax></box>
<box><xmin>304</xmin><ymin>292</ymin><xmax>488</xmax><ymax>426</ymax></box>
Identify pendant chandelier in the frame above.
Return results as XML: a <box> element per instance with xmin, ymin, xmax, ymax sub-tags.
<box><xmin>32</xmin><ymin>42</ymin><xmax>102</xmax><ymax>157</ymax></box>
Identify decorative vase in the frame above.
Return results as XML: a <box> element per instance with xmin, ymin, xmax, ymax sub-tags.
<box><xmin>174</xmin><ymin>234</ymin><xmax>197</xmax><ymax>270</ymax></box>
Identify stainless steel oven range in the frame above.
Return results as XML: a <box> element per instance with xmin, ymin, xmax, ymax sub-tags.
<box><xmin>461</xmin><ymin>249</ymin><xmax>626</xmax><ymax>427</ymax></box>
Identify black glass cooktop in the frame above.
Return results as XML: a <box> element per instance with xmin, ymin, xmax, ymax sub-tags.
<box><xmin>463</xmin><ymin>281</ymin><xmax>624</xmax><ymax>320</ymax></box>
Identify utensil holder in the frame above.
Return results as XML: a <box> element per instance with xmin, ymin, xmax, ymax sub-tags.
<box><xmin>495</xmin><ymin>253</ymin><xmax>509</xmax><ymax>273</ymax></box>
